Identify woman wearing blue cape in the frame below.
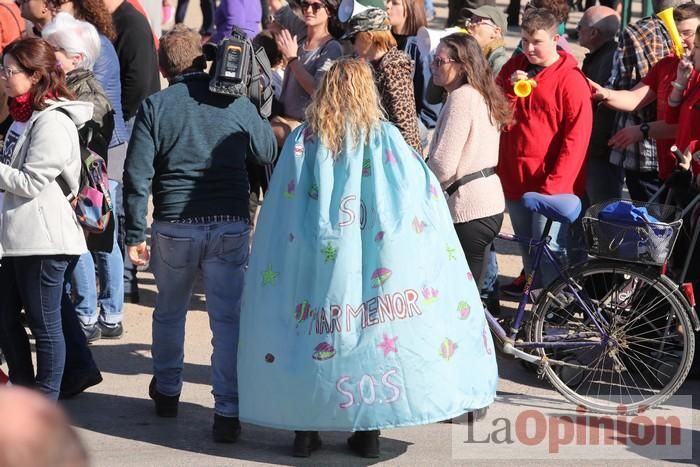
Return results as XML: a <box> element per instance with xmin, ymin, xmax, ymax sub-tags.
<box><xmin>238</xmin><ymin>58</ymin><xmax>498</xmax><ymax>458</ymax></box>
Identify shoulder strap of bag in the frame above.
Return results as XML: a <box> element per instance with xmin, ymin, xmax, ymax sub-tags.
<box><xmin>53</xmin><ymin>107</ymin><xmax>87</xmax><ymax>202</ymax></box>
<box><xmin>445</xmin><ymin>167</ymin><xmax>497</xmax><ymax>197</ymax></box>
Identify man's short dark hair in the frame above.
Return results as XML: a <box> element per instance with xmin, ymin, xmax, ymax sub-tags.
<box><xmin>159</xmin><ymin>24</ymin><xmax>206</xmax><ymax>78</ymax></box>
<box><xmin>674</xmin><ymin>2</ymin><xmax>700</xmax><ymax>21</ymax></box>
<box><xmin>521</xmin><ymin>8</ymin><xmax>560</xmax><ymax>35</ymax></box>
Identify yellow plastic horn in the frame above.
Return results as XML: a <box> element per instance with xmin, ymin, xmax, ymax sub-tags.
<box><xmin>514</xmin><ymin>79</ymin><xmax>537</xmax><ymax>98</ymax></box>
<box><xmin>657</xmin><ymin>7</ymin><xmax>685</xmax><ymax>58</ymax></box>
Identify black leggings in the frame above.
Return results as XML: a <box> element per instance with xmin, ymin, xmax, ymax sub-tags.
<box><xmin>454</xmin><ymin>213</ymin><xmax>504</xmax><ymax>290</ymax></box>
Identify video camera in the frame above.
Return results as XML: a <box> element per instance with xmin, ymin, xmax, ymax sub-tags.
<box><xmin>203</xmin><ymin>27</ymin><xmax>274</xmax><ymax>118</ymax></box>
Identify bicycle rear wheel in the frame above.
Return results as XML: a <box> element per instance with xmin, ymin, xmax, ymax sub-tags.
<box><xmin>531</xmin><ymin>260</ymin><xmax>694</xmax><ymax>415</ymax></box>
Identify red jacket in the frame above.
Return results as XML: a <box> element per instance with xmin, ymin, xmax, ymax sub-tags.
<box><xmin>496</xmin><ymin>51</ymin><xmax>593</xmax><ymax>200</ymax></box>
<box><xmin>665</xmin><ymin>71</ymin><xmax>700</xmax><ymax>174</ymax></box>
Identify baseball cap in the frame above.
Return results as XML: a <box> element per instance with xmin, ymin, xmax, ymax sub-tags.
<box><xmin>462</xmin><ymin>5</ymin><xmax>507</xmax><ymax>31</ymax></box>
<box><xmin>340</xmin><ymin>8</ymin><xmax>391</xmax><ymax>40</ymax></box>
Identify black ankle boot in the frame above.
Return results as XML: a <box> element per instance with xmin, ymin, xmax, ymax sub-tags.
<box><xmin>293</xmin><ymin>431</ymin><xmax>322</xmax><ymax>457</ymax></box>
<box><xmin>347</xmin><ymin>430</ymin><xmax>380</xmax><ymax>458</ymax></box>
<box><xmin>148</xmin><ymin>377</ymin><xmax>179</xmax><ymax>417</ymax></box>
<box><xmin>213</xmin><ymin>414</ymin><xmax>241</xmax><ymax>443</ymax></box>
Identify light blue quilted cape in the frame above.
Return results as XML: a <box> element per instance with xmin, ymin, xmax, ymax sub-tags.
<box><xmin>238</xmin><ymin>122</ymin><xmax>497</xmax><ymax>431</ymax></box>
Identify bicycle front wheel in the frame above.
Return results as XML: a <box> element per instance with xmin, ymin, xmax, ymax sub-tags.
<box><xmin>531</xmin><ymin>260</ymin><xmax>694</xmax><ymax>415</ymax></box>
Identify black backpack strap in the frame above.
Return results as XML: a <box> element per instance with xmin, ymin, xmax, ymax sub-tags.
<box><xmin>445</xmin><ymin>167</ymin><xmax>497</xmax><ymax>197</ymax></box>
<box><xmin>56</xmin><ymin>172</ymin><xmax>75</xmax><ymax>201</ymax></box>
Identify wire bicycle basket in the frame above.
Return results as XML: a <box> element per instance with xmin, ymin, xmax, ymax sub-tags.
<box><xmin>582</xmin><ymin>199</ymin><xmax>683</xmax><ymax>266</ymax></box>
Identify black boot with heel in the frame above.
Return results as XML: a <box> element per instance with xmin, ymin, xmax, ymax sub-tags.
<box><xmin>293</xmin><ymin>431</ymin><xmax>322</xmax><ymax>457</ymax></box>
<box><xmin>347</xmin><ymin>430</ymin><xmax>380</xmax><ymax>458</ymax></box>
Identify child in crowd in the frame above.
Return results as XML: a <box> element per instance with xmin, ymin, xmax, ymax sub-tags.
<box><xmin>496</xmin><ymin>8</ymin><xmax>592</xmax><ymax>288</ymax></box>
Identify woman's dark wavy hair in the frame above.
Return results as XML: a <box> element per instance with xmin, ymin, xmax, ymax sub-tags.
<box><xmin>323</xmin><ymin>0</ymin><xmax>345</xmax><ymax>38</ymax></box>
<box><xmin>289</xmin><ymin>0</ymin><xmax>344</xmax><ymax>38</ymax></box>
<box><xmin>439</xmin><ymin>33</ymin><xmax>511</xmax><ymax>127</ymax></box>
<box><xmin>48</xmin><ymin>0</ymin><xmax>116</xmax><ymax>41</ymax></box>
<box><xmin>3</xmin><ymin>37</ymin><xmax>75</xmax><ymax>110</ymax></box>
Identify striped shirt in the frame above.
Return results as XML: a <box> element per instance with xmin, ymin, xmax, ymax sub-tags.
<box><xmin>608</xmin><ymin>17</ymin><xmax>672</xmax><ymax>173</ymax></box>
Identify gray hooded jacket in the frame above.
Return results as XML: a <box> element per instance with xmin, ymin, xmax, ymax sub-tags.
<box><xmin>0</xmin><ymin>99</ymin><xmax>93</xmax><ymax>257</ymax></box>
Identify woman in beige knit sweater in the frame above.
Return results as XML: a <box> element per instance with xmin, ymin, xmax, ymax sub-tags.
<box><xmin>427</xmin><ymin>33</ymin><xmax>511</xmax><ymax>288</ymax></box>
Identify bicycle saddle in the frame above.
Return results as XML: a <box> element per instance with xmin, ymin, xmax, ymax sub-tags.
<box><xmin>521</xmin><ymin>192</ymin><xmax>582</xmax><ymax>224</ymax></box>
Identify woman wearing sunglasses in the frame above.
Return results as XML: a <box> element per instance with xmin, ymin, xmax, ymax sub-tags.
<box><xmin>427</xmin><ymin>33</ymin><xmax>511</xmax><ymax>293</ymax></box>
<box><xmin>268</xmin><ymin>0</ymin><xmax>343</xmax><ymax>148</ymax></box>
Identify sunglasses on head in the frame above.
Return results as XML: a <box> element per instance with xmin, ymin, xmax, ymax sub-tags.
<box><xmin>299</xmin><ymin>1</ymin><xmax>325</xmax><ymax>13</ymax></box>
<box><xmin>469</xmin><ymin>16</ymin><xmax>497</xmax><ymax>28</ymax></box>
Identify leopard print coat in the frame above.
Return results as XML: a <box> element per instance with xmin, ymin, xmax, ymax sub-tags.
<box><xmin>373</xmin><ymin>47</ymin><xmax>422</xmax><ymax>154</ymax></box>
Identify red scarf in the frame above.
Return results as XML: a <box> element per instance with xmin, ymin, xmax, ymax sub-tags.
<box><xmin>8</xmin><ymin>91</ymin><xmax>60</xmax><ymax>123</ymax></box>
<box><xmin>8</xmin><ymin>92</ymin><xmax>33</xmax><ymax>122</ymax></box>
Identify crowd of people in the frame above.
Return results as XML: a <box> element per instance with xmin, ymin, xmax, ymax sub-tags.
<box><xmin>1</xmin><ymin>0</ymin><xmax>700</xmax><ymax>461</ymax></box>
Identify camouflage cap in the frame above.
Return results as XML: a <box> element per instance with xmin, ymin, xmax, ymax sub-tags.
<box><xmin>340</xmin><ymin>8</ymin><xmax>391</xmax><ymax>40</ymax></box>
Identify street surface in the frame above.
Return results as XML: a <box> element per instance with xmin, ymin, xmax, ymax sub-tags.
<box><xmin>3</xmin><ymin>1</ymin><xmax>698</xmax><ymax>465</ymax></box>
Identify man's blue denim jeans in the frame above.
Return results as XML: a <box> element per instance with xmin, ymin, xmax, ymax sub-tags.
<box><xmin>506</xmin><ymin>199</ymin><xmax>569</xmax><ymax>289</ymax></box>
<box><xmin>72</xmin><ymin>180</ymin><xmax>124</xmax><ymax>326</ymax></box>
<box><xmin>150</xmin><ymin>220</ymin><xmax>250</xmax><ymax>417</ymax></box>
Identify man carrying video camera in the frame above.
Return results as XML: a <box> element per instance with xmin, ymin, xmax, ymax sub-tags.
<box><xmin>123</xmin><ymin>25</ymin><xmax>276</xmax><ymax>442</ymax></box>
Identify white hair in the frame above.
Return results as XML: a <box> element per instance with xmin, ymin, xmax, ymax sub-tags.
<box><xmin>42</xmin><ymin>12</ymin><xmax>101</xmax><ymax>70</ymax></box>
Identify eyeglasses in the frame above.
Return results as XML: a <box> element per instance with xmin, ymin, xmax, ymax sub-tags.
<box><xmin>0</xmin><ymin>65</ymin><xmax>25</xmax><ymax>78</ymax></box>
<box><xmin>431</xmin><ymin>56</ymin><xmax>455</xmax><ymax>67</ymax></box>
<box><xmin>300</xmin><ymin>1</ymin><xmax>325</xmax><ymax>13</ymax></box>
<box><xmin>468</xmin><ymin>16</ymin><xmax>497</xmax><ymax>28</ymax></box>
<box><xmin>680</xmin><ymin>29</ymin><xmax>696</xmax><ymax>40</ymax></box>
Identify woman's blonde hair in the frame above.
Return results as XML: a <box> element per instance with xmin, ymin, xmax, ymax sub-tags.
<box><xmin>305</xmin><ymin>58</ymin><xmax>384</xmax><ymax>155</ymax></box>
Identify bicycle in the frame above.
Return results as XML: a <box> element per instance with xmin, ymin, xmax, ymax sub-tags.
<box><xmin>486</xmin><ymin>192</ymin><xmax>700</xmax><ymax>415</ymax></box>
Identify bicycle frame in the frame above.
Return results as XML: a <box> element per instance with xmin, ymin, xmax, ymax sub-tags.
<box><xmin>485</xmin><ymin>228</ymin><xmax>610</xmax><ymax>358</ymax></box>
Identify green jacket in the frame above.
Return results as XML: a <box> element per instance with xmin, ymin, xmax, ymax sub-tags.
<box><xmin>66</xmin><ymin>68</ymin><xmax>114</xmax><ymax>160</ymax></box>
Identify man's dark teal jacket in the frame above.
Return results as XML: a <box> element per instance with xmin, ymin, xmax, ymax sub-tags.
<box><xmin>123</xmin><ymin>72</ymin><xmax>276</xmax><ymax>245</ymax></box>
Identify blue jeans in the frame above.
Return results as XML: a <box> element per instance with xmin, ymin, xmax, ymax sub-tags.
<box><xmin>150</xmin><ymin>220</ymin><xmax>250</xmax><ymax>417</ymax></box>
<box><xmin>0</xmin><ymin>255</ymin><xmax>87</xmax><ymax>399</ymax></box>
<box><xmin>506</xmin><ymin>199</ymin><xmax>569</xmax><ymax>289</ymax></box>
<box><xmin>72</xmin><ymin>180</ymin><xmax>124</xmax><ymax>326</ymax></box>
<box><xmin>71</xmin><ymin>252</ymin><xmax>97</xmax><ymax>324</ymax></box>
<box><xmin>482</xmin><ymin>248</ymin><xmax>499</xmax><ymax>293</ymax></box>
<box><xmin>94</xmin><ymin>180</ymin><xmax>124</xmax><ymax>324</ymax></box>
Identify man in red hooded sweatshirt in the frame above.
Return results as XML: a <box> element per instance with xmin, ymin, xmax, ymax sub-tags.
<box><xmin>496</xmin><ymin>8</ymin><xmax>593</xmax><ymax>288</ymax></box>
